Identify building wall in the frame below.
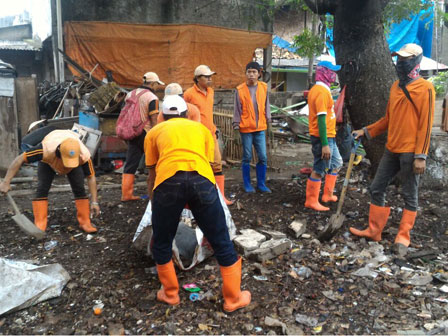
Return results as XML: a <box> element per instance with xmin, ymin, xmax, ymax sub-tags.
<box><xmin>60</xmin><ymin>0</ymin><xmax>272</xmax><ymax>32</ymax></box>
<box><xmin>286</xmin><ymin>72</ymin><xmax>308</xmax><ymax>92</ymax></box>
<box><xmin>0</xmin><ymin>50</ymin><xmax>44</xmax><ymax>80</ymax></box>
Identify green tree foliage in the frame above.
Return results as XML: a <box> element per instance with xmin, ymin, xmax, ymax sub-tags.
<box><xmin>292</xmin><ymin>28</ymin><xmax>325</xmax><ymax>59</ymax></box>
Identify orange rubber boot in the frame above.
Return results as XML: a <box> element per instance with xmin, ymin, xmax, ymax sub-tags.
<box><xmin>215</xmin><ymin>175</ymin><xmax>234</xmax><ymax>206</ymax></box>
<box><xmin>349</xmin><ymin>204</ymin><xmax>390</xmax><ymax>241</ymax></box>
<box><xmin>32</xmin><ymin>199</ymin><xmax>48</xmax><ymax>231</ymax></box>
<box><xmin>322</xmin><ymin>173</ymin><xmax>338</xmax><ymax>203</ymax></box>
<box><xmin>394</xmin><ymin>209</ymin><xmax>417</xmax><ymax>247</ymax></box>
<box><xmin>220</xmin><ymin>257</ymin><xmax>251</xmax><ymax>313</ymax></box>
<box><xmin>75</xmin><ymin>198</ymin><xmax>97</xmax><ymax>233</ymax></box>
<box><xmin>304</xmin><ymin>179</ymin><xmax>329</xmax><ymax>211</ymax></box>
<box><xmin>121</xmin><ymin>173</ymin><xmax>140</xmax><ymax>201</ymax></box>
<box><xmin>156</xmin><ymin>260</ymin><xmax>180</xmax><ymax>305</ymax></box>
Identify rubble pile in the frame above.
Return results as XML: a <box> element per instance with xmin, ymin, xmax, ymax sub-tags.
<box><xmin>0</xmin><ymin>162</ymin><xmax>447</xmax><ymax>334</ymax></box>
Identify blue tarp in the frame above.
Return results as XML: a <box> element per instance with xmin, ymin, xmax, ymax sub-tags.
<box><xmin>326</xmin><ymin>8</ymin><xmax>434</xmax><ymax>58</ymax></box>
<box><xmin>272</xmin><ymin>35</ymin><xmax>297</xmax><ymax>53</ymax></box>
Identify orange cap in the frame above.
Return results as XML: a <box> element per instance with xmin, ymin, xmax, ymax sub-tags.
<box><xmin>60</xmin><ymin>138</ymin><xmax>80</xmax><ymax>168</ymax></box>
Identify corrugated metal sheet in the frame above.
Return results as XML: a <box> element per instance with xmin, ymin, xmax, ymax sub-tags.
<box><xmin>0</xmin><ymin>40</ymin><xmax>40</xmax><ymax>51</ymax></box>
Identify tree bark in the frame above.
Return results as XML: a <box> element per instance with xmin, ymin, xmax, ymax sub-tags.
<box><xmin>306</xmin><ymin>0</ymin><xmax>396</xmax><ymax>174</ymax></box>
<box><xmin>333</xmin><ymin>0</ymin><xmax>395</xmax><ymax>174</ymax></box>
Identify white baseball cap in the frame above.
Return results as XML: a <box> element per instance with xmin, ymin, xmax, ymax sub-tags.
<box><xmin>143</xmin><ymin>72</ymin><xmax>165</xmax><ymax>85</ymax></box>
<box><xmin>164</xmin><ymin>83</ymin><xmax>183</xmax><ymax>97</ymax></box>
<box><xmin>162</xmin><ymin>95</ymin><xmax>188</xmax><ymax>115</ymax></box>
<box><xmin>392</xmin><ymin>43</ymin><xmax>423</xmax><ymax>57</ymax></box>
<box><xmin>194</xmin><ymin>65</ymin><xmax>216</xmax><ymax>77</ymax></box>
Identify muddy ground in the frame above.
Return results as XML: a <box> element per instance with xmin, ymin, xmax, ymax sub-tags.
<box><xmin>1</xmin><ymin>144</ymin><xmax>448</xmax><ymax>335</ymax></box>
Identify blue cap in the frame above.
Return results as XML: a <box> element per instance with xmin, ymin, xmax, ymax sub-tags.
<box><xmin>317</xmin><ymin>61</ymin><xmax>341</xmax><ymax>71</ymax></box>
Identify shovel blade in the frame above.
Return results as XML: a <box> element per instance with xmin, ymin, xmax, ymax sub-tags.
<box><xmin>12</xmin><ymin>214</ymin><xmax>46</xmax><ymax>240</ymax></box>
<box><xmin>318</xmin><ymin>213</ymin><xmax>346</xmax><ymax>242</ymax></box>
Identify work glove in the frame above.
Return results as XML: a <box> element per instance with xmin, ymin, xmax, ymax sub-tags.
<box><xmin>233</xmin><ymin>128</ymin><xmax>241</xmax><ymax>144</ymax></box>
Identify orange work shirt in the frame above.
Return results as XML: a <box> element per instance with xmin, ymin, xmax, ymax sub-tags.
<box><xmin>367</xmin><ymin>78</ymin><xmax>435</xmax><ymax>157</ymax></box>
<box><xmin>157</xmin><ymin>102</ymin><xmax>201</xmax><ymax>124</ymax></box>
<box><xmin>184</xmin><ymin>84</ymin><xmax>217</xmax><ymax>137</ymax></box>
<box><xmin>144</xmin><ymin>118</ymin><xmax>215</xmax><ymax>190</ymax></box>
<box><xmin>307</xmin><ymin>82</ymin><xmax>336</xmax><ymax>138</ymax></box>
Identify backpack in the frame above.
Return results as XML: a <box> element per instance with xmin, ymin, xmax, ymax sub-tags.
<box><xmin>116</xmin><ymin>89</ymin><xmax>149</xmax><ymax>140</ymax></box>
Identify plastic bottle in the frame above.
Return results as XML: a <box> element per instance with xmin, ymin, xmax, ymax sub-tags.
<box><xmin>44</xmin><ymin>240</ymin><xmax>58</xmax><ymax>251</ymax></box>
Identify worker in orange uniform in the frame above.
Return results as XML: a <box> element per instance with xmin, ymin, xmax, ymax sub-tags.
<box><xmin>305</xmin><ymin>61</ymin><xmax>343</xmax><ymax>211</ymax></box>
<box><xmin>184</xmin><ymin>65</ymin><xmax>233</xmax><ymax>205</ymax></box>
<box><xmin>0</xmin><ymin>130</ymin><xmax>99</xmax><ymax>233</ymax></box>
<box><xmin>233</xmin><ymin>61</ymin><xmax>271</xmax><ymax>193</ymax></box>
<box><xmin>145</xmin><ymin>95</ymin><xmax>251</xmax><ymax>312</ymax></box>
<box><xmin>350</xmin><ymin>44</ymin><xmax>435</xmax><ymax>255</ymax></box>
<box><xmin>157</xmin><ymin>83</ymin><xmax>201</xmax><ymax>124</ymax></box>
<box><xmin>121</xmin><ymin>72</ymin><xmax>164</xmax><ymax>201</ymax></box>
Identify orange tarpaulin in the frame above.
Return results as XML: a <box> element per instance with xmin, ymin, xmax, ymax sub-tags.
<box><xmin>65</xmin><ymin>22</ymin><xmax>272</xmax><ymax>89</ymax></box>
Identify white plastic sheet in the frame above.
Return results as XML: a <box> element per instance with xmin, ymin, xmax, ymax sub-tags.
<box><xmin>0</xmin><ymin>258</ymin><xmax>71</xmax><ymax>316</ymax></box>
<box><xmin>133</xmin><ymin>188</ymin><xmax>236</xmax><ymax>270</ymax></box>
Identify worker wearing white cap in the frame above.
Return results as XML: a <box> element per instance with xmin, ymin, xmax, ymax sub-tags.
<box><xmin>144</xmin><ymin>95</ymin><xmax>251</xmax><ymax>313</ymax></box>
<box><xmin>184</xmin><ymin>65</ymin><xmax>234</xmax><ymax>206</ymax></box>
<box><xmin>156</xmin><ymin>83</ymin><xmax>201</xmax><ymax>124</ymax></box>
<box><xmin>351</xmin><ymin>43</ymin><xmax>435</xmax><ymax>256</ymax></box>
<box><xmin>120</xmin><ymin>71</ymin><xmax>164</xmax><ymax>201</ymax></box>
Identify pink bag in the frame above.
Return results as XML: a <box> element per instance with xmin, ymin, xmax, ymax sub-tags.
<box><xmin>334</xmin><ymin>85</ymin><xmax>346</xmax><ymax>124</ymax></box>
<box><xmin>116</xmin><ymin>89</ymin><xmax>149</xmax><ymax>140</ymax></box>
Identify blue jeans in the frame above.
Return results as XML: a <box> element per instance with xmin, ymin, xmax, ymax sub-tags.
<box><xmin>370</xmin><ymin>149</ymin><xmax>419</xmax><ymax>211</ymax></box>
<box><xmin>310</xmin><ymin>136</ymin><xmax>343</xmax><ymax>176</ymax></box>
<box><xmin>240</xmin><ymin>131</ymin><xmax>267</xmax><ymax>165</ymax></box>
<box><xmin>151</xmin><ymin>171</ymin><xmax>238</xmax><ymax>266</ymax></box>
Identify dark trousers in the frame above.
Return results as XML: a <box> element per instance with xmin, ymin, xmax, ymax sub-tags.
<box><xmin>370</xmin><ymin>149</ymin><xmax>419</xmax><ymax>211</ymax></box>
<box><xmin>151</xmin><ymin>171</ymin><xmax>238</xmax><ymax>266</ymax></box>
<box><xmin>36</xmin><ymin>162</ymin><xmax>87</xmax><ymax>199</ymax></box>
<box><xmin>123</xmin><ymin>131</ymin><xmax>146</xmax><ymax>174</ymax></box>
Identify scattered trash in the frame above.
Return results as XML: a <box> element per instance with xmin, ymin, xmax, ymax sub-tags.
<box><xmin>44</xmin><ymin>240</ymin><xmax>58</xmax><ymax>251</ymax></box>
<box><xmin>295</xmin><ymin>313</ymin><xmax>318</xmax><ymax>327</ymax></box>
<box><xmin>0</xmin><ymin>258</ymin><xmax>70</xmax><ymax>316</ymax></box>
<box><xmin>182</xmin><ymin>284</ymin><xmax>201</xmax><ymax>292</ymax></box>
<box><xmin>253</xmin><ymin>275</ymin><xmax>268</xmax><ymax>281</ymax></box>
<box><xmin>93</xmin><ymin>300</ymin><xmax>104</xmax><ymax>315</ymax></box>
<box><xmin>352</xmin><ymin>266</ymin><xmax>378</xmax><ymax>278</ymax></box>
<box><xmin>189</xmin><ymin>293</ymin><xmax>203</xmax><ymax>301</ymax></box>
<box><xmin>439</xmin><ymin>285</ymin><xmax>448</xmax><ymax>293</ymax></box>
<box><xmin>296</xmin><ymin>266</ymin><xmax>312</xmax><ymax>279</ymax></box>
<box><xmin>403</xmin><ymin>273</ymin><xmax>433</xmax><ymax>286</ymax></box>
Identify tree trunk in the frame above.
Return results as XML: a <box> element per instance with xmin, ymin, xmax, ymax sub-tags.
<box><xmin>305</xmin><ymin>0</ymin><xmax>396</xmax><ymax>174</ymax></box>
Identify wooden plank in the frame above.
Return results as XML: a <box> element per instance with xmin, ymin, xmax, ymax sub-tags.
<box><xmin>15</xmin><ymin>77</ymin><xmax>39</xmax><ymax>136</ymax></box>
<box><xmin>0</xmin><ymin>95</ymin><xmax>20</xmax><ymax>171</ymax></box>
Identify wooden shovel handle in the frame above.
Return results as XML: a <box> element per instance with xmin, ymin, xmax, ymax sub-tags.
<box><xmin>6</xmin><ymin>193</ymin><xmax>21</xmax><ymax>216</ymax></box>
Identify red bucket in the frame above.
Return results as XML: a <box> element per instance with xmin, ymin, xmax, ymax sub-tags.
<box><xmin>113</xmin><ymin>159</ymin><xmax>124</xmax><ymax>169</ymax></box>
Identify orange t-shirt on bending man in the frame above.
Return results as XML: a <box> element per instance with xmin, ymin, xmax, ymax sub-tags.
<box><xmin>307</xmin><ymin>82</ymin><xmax>336</xmax><ymax>138</ymax></box>
<box><xmin>156</xmin><ymin>102</ymin><xmax>201</xmax><ymax>124</ymax></box>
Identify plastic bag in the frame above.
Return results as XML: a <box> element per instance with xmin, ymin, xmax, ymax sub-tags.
<box><xmin>132</xmin><ymin>187</ymin><xmax>236</xmax><ymax>270</ymax></box>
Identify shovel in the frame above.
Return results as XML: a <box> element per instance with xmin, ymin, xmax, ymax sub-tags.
<box><xmin>319</xmin><ymin>138</ymin><xmax>361</xmax><ymax>242</ymax></box>
<box><xmin>6</xmin><ymin>193</ymin><xmax>46</xmax><ymax>240</ymax></box>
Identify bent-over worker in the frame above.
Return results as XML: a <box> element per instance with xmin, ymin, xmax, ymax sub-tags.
<box><xmin>145</xmin><ymin>95</ymin><xmax>251</xmax><ymax>313</ymax></box>
<box><xmin>0</xmin><ymin>129</ymin><xmax>99</xmax><ymax>233</ymax></box>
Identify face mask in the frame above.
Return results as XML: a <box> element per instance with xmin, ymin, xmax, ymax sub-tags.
<box><xmin>315</xmin><ymin>66</ymin><xmax>337</xmax><ymax>87</ymax></box>
<box><xmin>396</xmin><ymin>53</ymin><xmax>422</xmax><ymax>87</ymax></box>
